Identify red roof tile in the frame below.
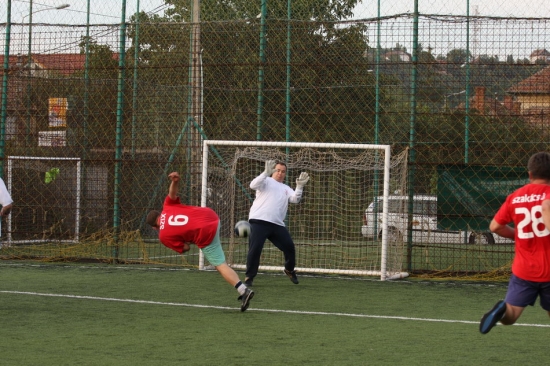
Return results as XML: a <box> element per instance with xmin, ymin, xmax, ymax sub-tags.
<box><xmin>1</xmin><ymin>53</ymin><xmax>119</xmax><ymax>76</ymax></box>
<box><xmin>507</xmin><ymin>65</ymin><xmax>550</xmax><ymax>94</ymax></box>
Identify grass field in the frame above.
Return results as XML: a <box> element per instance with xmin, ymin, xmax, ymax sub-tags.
<box><xmin>0</xmin><ymin>238</ymin><xmax>516</xmax><ymax>277</ymax></box>
<box><xmin>1</xmin><ymin>261</ymin><xmax>549</xmax><ymax>365</ymax></box>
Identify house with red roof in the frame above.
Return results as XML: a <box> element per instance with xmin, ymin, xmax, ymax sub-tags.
<box><xmin>1</xmin><ymin>53</ymin><xmax>117</xmax><ymax>144</ymax></box>
<box><xmin>506</xmin><ymin>65</ymin><xmax>550</xmax><ymax>128</ymax></box>
<box><xmin>529</xmin><ymin>49</ymin><xmax>550</xmax><ymax>64</ymax></box>
<box><xmin>455</xmin><ymin>86</ymin><xmax>521</xmax><ymax>117</ymax></box>
<box><xmin>0</xmin><ymin>53</ymin><xmax>90</xmax><ymax>78</ymax></box>
<box><xmin>1</xmin><ymin>53</ymin><xmax>87</xmax><ymax>144</ymax></box>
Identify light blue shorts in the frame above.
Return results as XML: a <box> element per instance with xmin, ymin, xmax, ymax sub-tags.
<box><xmin>200</xmin><ymin>223</ymin><xmax>226</xmax><ymax>267</ymax></box>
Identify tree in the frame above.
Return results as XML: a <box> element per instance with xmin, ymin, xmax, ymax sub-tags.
<box><xmin>160</xmin><ymin>0</ymin><xmax>361</xmax><ymax>22</ymax></box>
<box><xmin>417</xmin><ymin>44</ymin><xmax>436</xmax><ymax>64</ymax></box>
<box><xmin>446</xmin><ymin>48</ymin><xmax>471</xmax><ymax>65</ymax></box>
<box><xmin>72</xmin><ymin>38</ymin><xmax>119</xmax><ymax>148</ymax></box>
<box><xmin>475</xmin><ymin>54</ymin><xmax>499</xmax><ymax>64</ymax></box>
<box><xmin>123</xmin><ymin>0</ymin><xmax>374</xmax><ymax>144</ymax></box>
<box><xmin>77</xmin><ymin>38</ymin><xmax>118</xmax><ymax>79</ymax></box>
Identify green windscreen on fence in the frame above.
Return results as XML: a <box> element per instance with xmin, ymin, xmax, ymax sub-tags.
<box><xmin>437</xmin><ymin>164</ymin><xmax>527</xmax><ymax>231</ymax></box>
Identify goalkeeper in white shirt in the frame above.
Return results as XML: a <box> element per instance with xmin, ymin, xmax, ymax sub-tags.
<box><xmin>244</xmin><ymin>160</ymin><xmax>309</xmax><ymax>286</ymax></box>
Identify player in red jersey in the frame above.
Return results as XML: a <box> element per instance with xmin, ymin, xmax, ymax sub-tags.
<box><xmin>146</xmin><ymin>172</ymin><xmax>254</xmax><ymax>312</ymax></box>
<box><xmin>480</xmin><ymin>152</ymin><xmax>550</xmax><ymax>334</ymax></box>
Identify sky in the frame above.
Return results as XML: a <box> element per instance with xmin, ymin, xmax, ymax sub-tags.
<box><xmin>3</xmin><ymin>0</ymin><xmax>550</xmax><ymax>59</ymax></box>
<box><xmin>353</xmin><ymin>0</ymin><xmax>550</xmax><ymax>60</ymax></box>
<box><xmin>4</xmin><ymin>0</ymin><xmax>171</xmax><ymax>54</ymax></box>
<box><xmin>5</xmin><ymin>0</ymin><xmax>168</xmax><ymax>25</ymax></box>
<box><xmin>352</xmin><ymin>0</ymin><xmax>550</xmax><ymax>19</ymax></box>
<box><xmin>5</xmin><ymin>0</ymin><xmax>550</xmax><ymax>25</ymax></box>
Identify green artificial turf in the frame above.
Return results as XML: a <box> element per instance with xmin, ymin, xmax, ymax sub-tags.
<box><xmin>1</xmin><ymin>262</ymin><xmax>548</xmax><ymax>365</ymax></box>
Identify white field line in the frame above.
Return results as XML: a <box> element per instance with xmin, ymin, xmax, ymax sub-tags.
<box><xmin>1</xmin><ymin>290</ymin><xmax>550</xmax><ymax>329</ymax></box>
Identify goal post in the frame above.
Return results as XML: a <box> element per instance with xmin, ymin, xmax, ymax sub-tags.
<box><xmin>5</xmin><ymin>156</ymin><xmax>81</xmax><ymax>245</ymax></box>
<box><xmin>201</xmin><ymin>140</ymin><xmax>408</xmax><ymax>280</ymax></box>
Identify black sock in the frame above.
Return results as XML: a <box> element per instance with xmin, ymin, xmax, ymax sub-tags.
<box><xmin>234</xmin><ymin>281</ymin><xmax>242</xmax><ymax>289</ymax></box>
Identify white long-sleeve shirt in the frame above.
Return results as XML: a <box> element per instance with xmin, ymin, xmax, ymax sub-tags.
<box><xmin>0</xmin><ymin>178</ymin><xmax>13</xmax><ymax>207</ymax></box>
<box><xmin>248</xmin><ymin>173</ymin><xmax>303</xmax><ymax>226</ymax></box>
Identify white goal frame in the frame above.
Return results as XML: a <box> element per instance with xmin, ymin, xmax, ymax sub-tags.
<box><xmin>5</xmin><ymin>156</ymin><xmax>81</xmax><ymax>245</ymax></box>
<box><xmin>201</xmin><ymin>140</ymin><xmax>405</xmax><ymax>281</ymax></box>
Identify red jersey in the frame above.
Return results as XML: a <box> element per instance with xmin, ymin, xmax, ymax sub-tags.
<box><xmin>158</xmin><ymin>196</ymin><xmax>219</xmax><ymax>252</ymax></box>
<box><xmin>493</xmin><ymin>183</ymin><xmax>550</xmax><ymax>282</ymax></box>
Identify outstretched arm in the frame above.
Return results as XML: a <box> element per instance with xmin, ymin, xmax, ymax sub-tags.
<box><xmin>289</xmin><ymin>172</ymin><xmax>309</xmax><ymax>204</ymax></box>
<box><xmin>168</xmin><ymin>172</ymin><xmax>180</xmax><ymax>200</ymax></box>
<box><xmin>250</xmin><ymin>160</ymin><xmax>276</xmax><ymax>190</ymax></box>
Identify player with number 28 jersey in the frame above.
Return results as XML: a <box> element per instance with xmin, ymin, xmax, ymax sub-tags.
<box><xmin>480</xmin><ymin>152</ymin><xmax>550</xmax><ymax>334</ymax></box>
<box><xmin>493</xmin><ymin>184</ymin><xmax>550</xmax><ymax>282</ymax></box>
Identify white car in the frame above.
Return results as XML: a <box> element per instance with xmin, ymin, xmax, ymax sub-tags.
<box><xmin>361</xmin><ymin>195</ymin><xmax>496</xmax><ymax>244</ymax></box>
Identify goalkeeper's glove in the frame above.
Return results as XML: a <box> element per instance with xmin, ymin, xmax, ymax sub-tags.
<box><xmin>296</xmin><ymin>172</ymin><xmax>309</xmax><ymax>189</ymax></box>
<box><xmin>264</xmin><ymin>160</ymin><xmax>277</xmax><ymax>176</ymax></box>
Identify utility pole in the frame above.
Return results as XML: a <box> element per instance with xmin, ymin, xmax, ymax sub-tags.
<box><xmin>190</xmin><ymin>0</ymin><xmax>203</xmax><ymax>205</ymax></box>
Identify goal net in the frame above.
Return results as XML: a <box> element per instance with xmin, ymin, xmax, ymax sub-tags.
<box><xmin>201</xmin><ymin>141</ymin><xmax>409</xmax><ymax>280</ymax></box>
<box><xmin>4</xmin><ymin>156</ymin><xmax>81</xmax><ymax>245</ymax></box>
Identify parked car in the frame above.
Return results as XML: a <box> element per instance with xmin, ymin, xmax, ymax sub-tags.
<box><xmin>361</xmin><ymin>195</ymin><xmax>496</xmax><ymax>244</ymax></box>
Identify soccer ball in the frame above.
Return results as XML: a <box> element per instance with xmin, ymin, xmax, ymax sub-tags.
<box><xmin>234</xmin><ymin>220</ymin><xmax>251</xmax><ymax>238</ymax></box>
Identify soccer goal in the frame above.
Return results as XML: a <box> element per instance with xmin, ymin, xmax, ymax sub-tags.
<box><xmin>200</xmin><ymin>141</ymin><xmax>409</xmax><ymax>281</ymax></box>
<box><xmin>5</xmin><ymin>156</ymin><xmax>81</xmax><ymax>245</ymax></box>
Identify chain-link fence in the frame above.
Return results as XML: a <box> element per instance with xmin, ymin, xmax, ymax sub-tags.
<box><xmin>2</xmin><ymin>0</ymin><xmax>550</xmax><ymax>278</ymax></box>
